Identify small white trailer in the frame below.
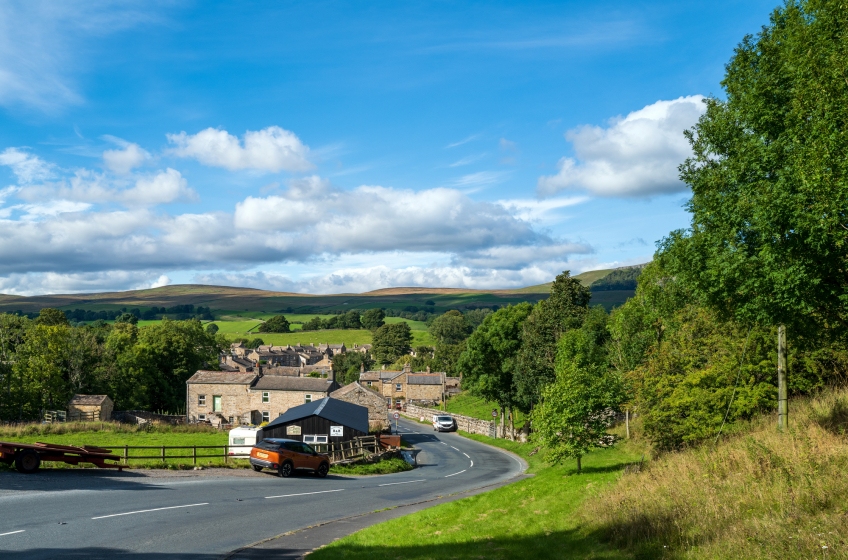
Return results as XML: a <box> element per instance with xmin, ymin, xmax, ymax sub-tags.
<box><xmin>228</xmin><ymin>426</ymin><xmax>262</xmax><ymax>457</ymax></box>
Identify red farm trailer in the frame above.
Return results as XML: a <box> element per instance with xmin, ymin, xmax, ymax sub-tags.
<box><xmin>0</xmin><ymin>441</ymin><xmax>127</xmax><ymax>474</ymax></box>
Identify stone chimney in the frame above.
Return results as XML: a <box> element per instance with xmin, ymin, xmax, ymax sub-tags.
<box><xmin>255</xmin><ymin>360</ymin><xmax>262</xmax><ymax>376</ymax></box>
<box><xmin>360</xmin><ymin>363</ymin><xmax>365</xmax><ymax>374</ymax></box>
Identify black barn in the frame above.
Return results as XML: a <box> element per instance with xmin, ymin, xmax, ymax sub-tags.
<box><xmin>259</xmin><ymin>397</ymin><xmax>368</xmax><ymax>446</ymax></box>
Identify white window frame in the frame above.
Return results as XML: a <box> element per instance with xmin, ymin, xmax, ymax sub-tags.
<box><xmin>262</xmin><ymin>391</ymin><xmax>270</xmax><ymax>403</ymax></box>
<box><xmin>261</xmin><ymin>411</ymin><xmax>270</xmax><ymax>423</ymax></box>
<box><xmin>198</xmin><ymin>414</ymin><xmax>207</xmax><ymax>421</ymax></box>
<box><xmin>305</xmin><ymin>394</ymin><xmax>312</xmax><ymax>403</ymax></box>
<box><xmin>395</xmin><ymin>383</ymin><xmax>402</xmax><ymax>392</ymax></box>
<box><xmin>198</xmin><ymin>394</ymin><xmax>206</xmax><ymax>406</ymax></box>
<box><xmin>303</xmin><ymin>435</ymin><xmax>328</xmax><ymax>444</ymax></box>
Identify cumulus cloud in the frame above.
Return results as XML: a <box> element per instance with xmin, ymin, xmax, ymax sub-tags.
<box><xmin>538</xmin><ymin>95</ymin><xmax>706</xmax><ymax>197</ymax></box>
<box><xmin>167</xmin><ymin>126</ymin><xmax>313</xmax><ymax>173</ymax></box>
<box><xmin>103</xmin><ymin>140</ymin><xmax>150</xmax><ymax>174</ymax></box>
<box><xmin>234</xmin><ymin>177</ymin><xmax>547</xmax><ymax>254</ymax></box>
<box><xmin>0</xmin><ymin>270</ymin><xmax>171</xmax><ymax>296</ymax></box>
<box><xmin>15</xmin><ymin>167</ymin><xmax>196</xmax><ymax>207</ymax></box>
<box><xmin>0</xmin><ymin>148</ymin><xmax>55</xmax><ymax>183</ymax></box>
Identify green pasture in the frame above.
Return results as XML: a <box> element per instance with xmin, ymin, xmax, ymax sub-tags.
<box><xmin>444</xmin><ymin>392</ymin><xmax>527</xmax><ymax>425</ymax></box>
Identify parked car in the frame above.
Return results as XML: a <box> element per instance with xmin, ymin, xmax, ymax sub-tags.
<box><xmin>249</xmin><ymin>438</ymin><xmax>330</xmax><ymax>478</ymax></box>
<box><xmin>432</xmin><ymin>415</ymin><xmax>457</xmax><ymax>432</ymax></box>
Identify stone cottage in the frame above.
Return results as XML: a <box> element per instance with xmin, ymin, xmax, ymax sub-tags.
<box><xmin>331</xmin><ymin>381</ymin><xmax>387</xmax><ymax>431</ymax></box>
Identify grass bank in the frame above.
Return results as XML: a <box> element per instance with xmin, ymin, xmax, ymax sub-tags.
<box><xmin>331</xmin><ymin>457</ymin><xmax>413</xmax><ymax>476</ymax></box>
<box><xmin>311</xmin><ymin>432</ymin><xmax>644</xmax><ymax>560</ymax></box>
<box><xmin>444</xmin><ymin>392</ymin><xmax>527</xmax><ymax>425</ymax></box>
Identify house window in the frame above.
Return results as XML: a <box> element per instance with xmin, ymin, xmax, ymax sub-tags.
<box><xmin>213</xmin><ymin>395</ymin><xmax>222</xmax><ymax>412</ymax></box>
<box><xmin>198</xmin><ymin>414</ymin><xmax>207</xmax><ymax>421</ymax></box>
<box><xmin>228</xmin><ymin>416</ymin><xmax>234</xmax><ymax>424</ymax></box>
<box><xmin>395</xmin><ymin>383</ymin><xmax>402</xmax><ymax>392</ymax></box>
<box><xmin>262</xmin><ymin>391</ymin><xmax>270</xmax><ymax>403</ymax></box>
<box><xmin>305</xmin><ymin>394</ymin><xmax>312</xmax><ymax>403</ymax></box>
<box><xmin>366</xmin><ymin>381</ymin><xmax>372</xmax><ymax>386</ymax></box>
<box><xmin>303</xmin><ymin>435</ymin><xmax>328</xmax><ymax>444</ymax></box>
<box><xmin>261</xmin><ymin>411</ymin><xmax>270</xmax><ymax>423</ymax></box>
<box><xmin>198</xmin><ymin>395</ymin><xmax>206</xmax><ymax>406</ymax></box>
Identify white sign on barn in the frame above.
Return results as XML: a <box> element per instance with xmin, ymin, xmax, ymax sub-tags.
<box><xmin>330</xmin><ymin>425</ymin><xmax>343</xmax><ymax>437</ymax></box>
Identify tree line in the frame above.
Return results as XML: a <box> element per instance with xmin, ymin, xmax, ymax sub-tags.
<box><xmin>0</xmin><ymin>310</ymin><xmax>224</xmax><ymax>421</ymax></box>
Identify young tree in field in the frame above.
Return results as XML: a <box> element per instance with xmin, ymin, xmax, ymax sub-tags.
<box><xmin>532</xmin><ymin>327</ymin><xmax>625</xmax><ymax>473</ymax></box>
<box><xmin>514</xmin><ymin>271</ymin><xmax>591</xmax><ymax>411</ymax></box>
<box><xmin>205</xmin><ymin>323</ymin><xmax>219</xmax><ymax>335</ymax></box>
<box><xmin>361</xmin><ymin>308</ymin><xmax>386</xmax><ymax>331</ymax></box>
<box><xmin>457</xmin><ymin>303</ymin><xmax>532</xmax><ymax>437</ymax></box>
<box><xmin>660</xmin><ymin>0</ymin><xmax>848</xmax><ymax>428</ymax></box>
<box><xmin>372</xmin><ymin>322</ymin><xmax>412</xmax><ymax>364</ymax></box>
<box><xmin>258</xmin><ymin>315</ymin><xmax>290</xmax><ymax>333</ymax></box>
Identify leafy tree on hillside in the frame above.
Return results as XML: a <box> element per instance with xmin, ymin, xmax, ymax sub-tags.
<box><xmin>372</xmin><ymin>322</ymin><xmax>412</xmax><ymax>364</ymax></box>
<box><xmin>429</xmin><ymin>310</ymin><xmax>471</xmax><ymax>346</ymax></box>
<box><xmin>246</xmin><ymin>337</ymin><xmax>264</xmax><ymax>349</ymax></box>
<box><xmin>457</xmin><ymin>303</ymin><xmax>532</xmax><ymax>436</ymax></box>
<box><xmin>116</xmin><ymin>313</ymin><xmax>139</xmax><ymax>325</ymax></box>
<box><xmin>36</xmin><ymin>308</ymin><xmax>69</xmax><ymax>326</ymax></box>
<box><xmin>206</xmin><ymin>323</ymin><xmax>219</xmax><ymax>335</ymax></box>
<box><xmin>258</xmin><ymin>315</ymin><xmax>291</xmax><ymax>333</ymax></box>
<box><xmin>662</xmin><ymin>0</ymin><xmax>848</xmax><ymax>337</ymax></box>
<box><xmin>514</xmin><ymin>271</ymin><xmax>591</xmax><ymax>411</ymax></box>
<box><xmin>331</xmin><ymin>351</ymin><xmax>375</xmax><ymax>385</ymax></box>
<box><xmin>532</xmin><ymin>331</ymin><xmax>625</xmax><ymax>473</ymax></box>
<box><xmin>361</xmin><ymin>308</ymin><xmax>386</xmax><ymax>331</ymax></box>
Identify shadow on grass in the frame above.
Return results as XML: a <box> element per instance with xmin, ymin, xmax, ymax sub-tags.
<box><xmin>308</xmin><ymin>528</ymin><xmax>648</xmax><ymax>560</ymax></box>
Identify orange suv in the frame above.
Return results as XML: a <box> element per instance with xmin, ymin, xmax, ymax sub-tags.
<box><xmin>249</xmin><ymin>438</ymin><xmax>330</xmax><ymax>478</ymax></box>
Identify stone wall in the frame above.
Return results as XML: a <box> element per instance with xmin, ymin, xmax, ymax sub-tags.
<box><xmin>402</xmin><ymin>403</ymin><xmax>499</xmax><ymax>438</ymax></box>
<box><xmin>251</xmin><ymin>389</ymin><xmax>331</xmax><ymax>422</ymax></box>
<box><xmin>187</xmin><ymin>382</ymin><xmax>253</xmax><ymax>424</ymax></box>
<box><xmin>405</xmin><ymin>383</ymin><xmax>443</xmax><ymax>403</ymax></box>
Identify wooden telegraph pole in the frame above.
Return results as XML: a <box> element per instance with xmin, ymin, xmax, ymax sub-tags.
<box><xmin>777</xmin><ymin>325</ymin><xmax>787</xmax><ymax>431</ymax></box>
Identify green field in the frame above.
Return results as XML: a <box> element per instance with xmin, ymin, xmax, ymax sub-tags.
<box><xmin>444</xmin><ymin>392</ymin><xmax>527</xmax><ymax>425</ymax></box>
<box><xmin>311</xmin><ymin>432</ymin><xmax>644</xmax><ymax>560</ymax></box>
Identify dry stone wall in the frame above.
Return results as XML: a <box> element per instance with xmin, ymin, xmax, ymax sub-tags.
<box><xmin>402</xmin><ymin>403</ymin><xmax>498</xmax><ymax>438</ymax></box>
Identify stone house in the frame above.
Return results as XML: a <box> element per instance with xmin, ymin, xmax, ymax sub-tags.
<box><xmin>250</xmin><ymin>375</ymin><xmax>340</xmax><ymax>424</ymax></box>
<box><xmin>219</xmin><ymin>355</ymin><xmax>256</xmax><ymax>372</ymax></box>
<box><xmin>186</xmin><ymin>371</ymin><xmax>258</xmax><ymax>426</ymax></box>
<box><xmin>445</xmin><ymin>376</ymin><xmax>462</xmax><ymax>396</ymax></box>
<box><xmin>67</xmin><ymin>394</ymin><xmax>114</xmax><ymax>421</ymax></box>
<box><xmin>406</xmin><ymin>373</ymin><xmax>445</xmax><ymax>405</ymax></box>
<box><xmin>331</xmin><ymin>381</ymin><xmax>387</xmax><ymax>431</ymax></box>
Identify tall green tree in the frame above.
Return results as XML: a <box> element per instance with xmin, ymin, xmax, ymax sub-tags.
<box><xmin>514</xmin><ymin>271</ymin><xmax>591</xmax><ymax>411</ymax></box>
<box><xmin>36</xmin><ymin>308</ymin><xmax>69</xmax><ymax>326</ymax></box>
<box><xmin>361</xmin><ymin>308</ymin><xmax>386</xmax><ymax>331</ymax></box>
<box><xmin>258</xmin><ymin>315</ymin><xmax>291</xmax><ymax>333</ymax></box>
<box><xmin>429</xmin><ymin>310</ymin><xmax>471</xmax><ymax>346</ymax></box>
<box><xmin>457</xmin><ymin>303</ymin><xmax>532</xmax><ymax>436</ymax></box>
<box><xmin>662</xmin><ymin>0</ymin><xmax>848</xmax><ymax>336</ymax></box>
<box><xmin>372</xmin><ymin>322</ymin><xmax>412</xmax><ymax>364</ymax></box>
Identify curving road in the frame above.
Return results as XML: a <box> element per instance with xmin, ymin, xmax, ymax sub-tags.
<box><xmin>0</xmin><ymin>417</ymin><xmax>525</xmax><ymax>559</ymax></box>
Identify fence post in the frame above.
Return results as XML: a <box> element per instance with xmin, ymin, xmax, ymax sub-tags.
<box><xmin>224</xmin><ymin>445</ymin><xmax>228</xmax><ymax>464</ymax></box>
<box><xmin>193</xmin><ymin>446</ymin><xmax>197</xmax><ymax>465</ymax></box>
<box><xmin>123</xmin><ymin>445</ymin><xmax>128</xmax><ymax>463</ymax></box>
<box><xmin>161</xmin><ymin>446</ymin><xmax>165</xmax><ymax>462</ymax></box>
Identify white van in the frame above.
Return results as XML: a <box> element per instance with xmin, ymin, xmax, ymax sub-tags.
<box><xmin>228</xmin><ymin>426</ymin><xmax>262</xmax><ymax>457</ymax></box>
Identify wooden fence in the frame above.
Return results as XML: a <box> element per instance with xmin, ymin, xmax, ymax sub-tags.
<box><xmin>92</xmin><ymin>435</ymin><xmax>385</xmax><ymax>466</ymax></box>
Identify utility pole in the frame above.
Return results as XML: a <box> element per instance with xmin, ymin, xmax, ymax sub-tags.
<box><xmin>777</xmin><ymin>325</ymin><xmax>787</xmax><ymax>431</ymax></box>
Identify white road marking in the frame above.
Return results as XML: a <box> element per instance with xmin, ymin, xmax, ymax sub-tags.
<box><xmin>378</xmin><ymin>479</ymin><xmax>425</xmax><ymax>487</ymax></box>
<box><xmin>450</xmin><ymin>446</ymin><xmax>459</xmax><ymax>451</ymax></box>
<box><xmin>444</xmin><ymin>470</ymin><xmax>467</xmax><ymax>478</ymax></box>
<box><xmin>470</xmin><ymin>460</ymin><xmax>474</xmax><ymax>467</ymax></box>
<box><xmin>265</xmin><ymin>489</ymin><xmax>345</xmax><ymax>500</ymax></box>
<box><xmin>0</xmin><ymin>530</ymin><xmax>25</xmax><ymax>537</ymax></box>
<box><xmin>463</xmin><ymin>453</ymin><xmax>470</xmax><ymax>458</ymax></box>
<box><xmin>439</xmin><ymin>442</ymin><xmax>447</xmax><ymax>446</ymax></box>
<box><xmin>92</xmin><ymin>503</ymin><xmax>209</xmax><ymax>520</ymax></box>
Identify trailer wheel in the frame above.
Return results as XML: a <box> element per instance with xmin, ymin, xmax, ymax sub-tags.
<box><xmin>15</xmin><ymin>449</ymin><xmax>41</xmax><ymax>474</ymax></box>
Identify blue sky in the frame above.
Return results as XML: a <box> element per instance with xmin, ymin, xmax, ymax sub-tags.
<box><xmin>0</xmin><ymin>0</ymin><xmax>779</xmax><ymax>295</ymax></box>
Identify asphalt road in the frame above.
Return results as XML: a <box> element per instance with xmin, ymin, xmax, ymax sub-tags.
<box><xmin>0</xmin><ymin>417</ymin><xmax>526</xmax><ymax>559</ymax></box>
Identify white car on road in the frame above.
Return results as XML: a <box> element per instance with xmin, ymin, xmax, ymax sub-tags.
<box><xmin>432</xmin><ymin>414</ymin><xmax>457</xmax><ymax>432</ymax></box>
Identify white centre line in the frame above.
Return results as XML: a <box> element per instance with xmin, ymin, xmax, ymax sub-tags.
<box><xmin>463</xmin><ymin>452</ymin><xmax>470</xmax><ymax>458</ymax></box>
<box><xmin>439</xmin><ymin>442</ymin><xmax>447</xmax><ymax>446</ymax></box>
<box><xmin>470</xmin><ymin>460</ymin><xmax>474</xmax><ymax>467</ymax></box>
<box><xmin>379</xmin><ymin>479</ymin><xmax>425</xmax><ymax>487</ymax></box>
<box><xmin>0</xmin><ymin>530</ymin><xmax>25</xmax><ymax>537</ymax></box>
<box><xmin>92</xmin><ymin>503</ymin><xmax>208</xmax><ymax>520</ymax></box>
<box><xmin>265</xmin><ymin>489</ymin><xmax>345</xmax><ymax>500</ymax></box>
<box><xmin>450</xmin><ymin>446</ymin><xmax>460</xmax><ymax>451</ymax></box>
<box><xmin>444</xmin><ymin>469</ymin><xmax>467</xmax><ymax>478</ymax></box>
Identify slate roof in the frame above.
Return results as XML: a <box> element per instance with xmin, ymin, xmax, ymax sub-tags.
<box><xmin>407</xmin><ymin>374</ymin><xmax>444</xmax><ymax>385</ymax></box>
<box><xmin>68</xmin><ymin>394</ymin><xmax>112</xmax><ymax>405</ymax></box>
<box><xmin>263</xmin><ymin>397</ymin><xmax>369</xmax><ymax>434</ymax></box>
<box><xmin>359</xmin><ymin>371</ymin><xmax>381</xmax><ymax>382</ymax></box>
<box><xmin>187</xmin><ymin>371</ymin><xmax>257</xmax><ymax>385</ymax></box>
<box><xmin>331</xmin><ymin>381</ymin><xmax>382</xmax><ymax>399</ymax></box>
<box><xmin>252</xmin><ymin>376</ymin><xmax>339</xmax><ymax>392</ymax></box>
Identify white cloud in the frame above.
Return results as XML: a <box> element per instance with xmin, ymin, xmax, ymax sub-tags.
<box><xmin>497</xmin><ymin>195</ymin><xmax>589</xmax><ymax>223</ymax></box>
<box><xmin>0</xmin><ymin>148</ymin><xmax>55</xmax><ymax>183</ymax></box>
<box><xmin>150</xmin><ymin>275</ymin><xmax>171</xmax><ymax>289</ymax></box>
<box><xmin>167</xmin><ymin>126</ymin><xmax>313</xmax><ymax>173</ymax></box>
<box><xmin>0</xmin><ymin>270</ymin><xmax>168</xmax><ymax>296</ymax></box>
<box><xmin>103</xmin><ymin>141</ymin><xmax>150</xmax><ymax>174</ymax></box>
<box><xmin>16</xmin><ymin>167</ymin><xmax>196</xmax><ymax>207</ymax></box>
<box><xmin>448</xmin><ymin>154</ymin><xmax>486</xmax><ymax>168</ymax></box>
<box><xmin>538</xmin><ymin>95</ymin><xmax>706</xmax><ymax>197</ymax></box>
<box><xmin>449</xmin><ymin>171</ymin><xmax>508</xmax><ymax>188</ymax></box>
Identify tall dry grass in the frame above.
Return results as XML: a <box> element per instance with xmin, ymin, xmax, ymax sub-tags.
<box><xmin>582</xmin><ymin>388</ymin><xmax>848</xmax><ymax>559</ymax></box>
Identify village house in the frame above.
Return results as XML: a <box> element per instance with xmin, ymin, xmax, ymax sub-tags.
<box><xmin>359</xmin><ymin>364</ymin><xmax>449</xmax><ymax>407</ymax></box>
<box><xmin>250</xmin><ymin>375</ymin><xmax>340</xmax><ymax>424</ymax></box>
<box><xmin>406</xmin><ymin>372</ymin><xmax>446</xmax><ymax>405</ymax></box>
<box><xmin>68</xmin><ymin>394</ymin><xmax>114</xmax><ymax>422</ymax></box>
<box><xmin>331</xmin><ymin>381</ymin><xmax>387</xmax><ymax>431</ymax></box>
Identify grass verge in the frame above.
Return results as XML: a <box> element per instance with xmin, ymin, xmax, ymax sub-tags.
<box><xmin>331</xmin><ymin>457</ymin><xmax>413</xmax><ymax>476</ymax></box>
<box><xmin>310</xmin><ymin>432</ymin><xmax>644</xmax><ymax>560</ymax></box>
<box><xmin>444</xmin><ymin>392</ymin><xmax>527</xmax><ymax>425</ymax></box>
